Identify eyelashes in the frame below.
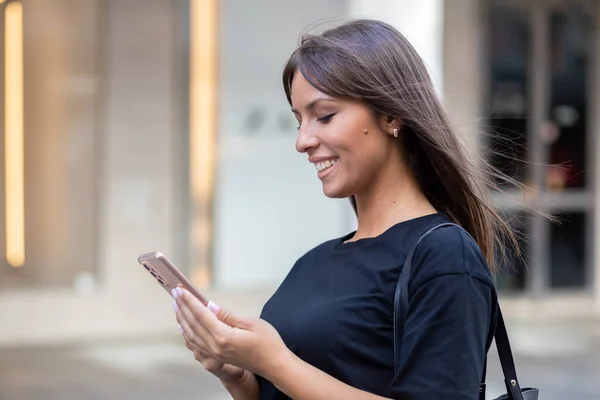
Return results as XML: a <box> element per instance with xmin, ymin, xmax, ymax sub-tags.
<box><xmin>296</xmin><ymin>113</ymin><xmax>336</xmax><ymax>130</ymax></box>
<box><xmin>317</xmin><ymin>113</ymin><xmax>336</xmax><ymax>123</ymax></box>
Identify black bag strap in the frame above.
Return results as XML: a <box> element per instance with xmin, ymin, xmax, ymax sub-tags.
<box><xmin>393</xmin><ymin>222</ymin><xmax>525</xmax><ymax>400</ymax></box>
<box><xmin>495</xmin><ymin>307</ymin><xmax>525</xmax><ymax>399</ymax></box>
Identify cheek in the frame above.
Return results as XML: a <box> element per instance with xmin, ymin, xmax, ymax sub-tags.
<box><xmin>336</xmin><ymin>148</ymin><xmax>377</xmax><ymax>189</ymax></box>
<box><xmin>338</xmin><ymin>127</ymin><xmax>374</xmax><ymax>157</ymax></box>
<box><xmin>354</xmin><ymin>139</ymin><xmax>390</xmax><ymax>176</ymax></box>
<box><xmin>352</xmin><ymin>135</ymin><xmax>383</xmax><ymax>162</ymax></box>
<box><xmin>330</xmin><ymin>116</ymin><xmax>386</xmax><ymax>169</ymax></box>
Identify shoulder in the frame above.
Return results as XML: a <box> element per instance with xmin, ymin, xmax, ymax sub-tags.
<box><xmin>269</xmin><ymin>237</ymin><xmax>341</xmax><ymax>297</ymax></box>
<box><xmin>299</xmin><ymin>236</ymin><xmax>340</xmax><ymax>260</ymax></box>
<box><xmin>409</xmin><ymin>224</ymin><xmax>494</xmax><ymax>292</ymax></box>
<box><xmin>287</xmin><ymin>236</ymin><xmax>340</xmax><ymax>274</ymax></box>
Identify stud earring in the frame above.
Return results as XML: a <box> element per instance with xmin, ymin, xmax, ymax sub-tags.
<box><xmin>364</xmin><ymin>129</ymin><xmax>368</xmax><ymax>134</ymax></box>
<box><xmin>393</xmin><ymin>128</ymin><xmax>399</xmax><ymax>138</ymax></box>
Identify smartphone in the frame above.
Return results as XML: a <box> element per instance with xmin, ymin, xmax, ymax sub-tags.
<box><xmin>137</xmin><ymin>251</ymin><xmax>208</xmax><ymax>305</ymax></box>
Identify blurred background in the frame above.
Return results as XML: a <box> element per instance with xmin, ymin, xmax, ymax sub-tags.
<box><xmin>0</xmin><ymin>0</ymin><xmax>598</xmax><ymax>399</ymax></box>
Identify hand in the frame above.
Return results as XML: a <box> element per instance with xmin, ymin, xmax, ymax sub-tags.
<box><xmin>172</xmin><ymin>286</ymin><xmax>290</xmax><ymax>378</ymax></box>
<box><xmin>178</xmin><ymin>325</ymin><xmax>248</xmax><ymax>385</ymax></box>
<box><xmin>172</xmin><ymin>292</ymin><xmax>247</xmax><ymax>384</ymax></box>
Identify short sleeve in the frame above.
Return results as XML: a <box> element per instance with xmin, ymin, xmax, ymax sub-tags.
<box><xmin>388</xmin><ymin>228</ymin><xmax>496</xmax><ymax>400</ymax></box>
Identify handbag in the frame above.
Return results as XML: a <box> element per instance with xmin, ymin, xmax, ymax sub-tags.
<box><xmin>393</xmin><ymin>223</ymin><xmax>540</xmax><ymax>400</ymax></box>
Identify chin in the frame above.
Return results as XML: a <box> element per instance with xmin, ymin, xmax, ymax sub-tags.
<box><xmin>321</xmin><ymin>183</ymin><xmax>352</xmax><ymax>199</ymax></box>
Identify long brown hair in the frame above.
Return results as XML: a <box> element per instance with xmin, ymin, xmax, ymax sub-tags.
<box><xmin>282</xmin><ymin>19</ymin><xmax>520</xmax><ymax>272</ymax></box>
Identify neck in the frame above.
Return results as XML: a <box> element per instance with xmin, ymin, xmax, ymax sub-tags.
<box><xmin>351</xmin><ymin>162</ymin><xmax>437</xmax><ymax>241</ymax></box>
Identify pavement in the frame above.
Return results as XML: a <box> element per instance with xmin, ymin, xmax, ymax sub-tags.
<box><xmin>0</xmin><ymin>318</ymin><xmax>599</xmax><ymax>400</ymax></box>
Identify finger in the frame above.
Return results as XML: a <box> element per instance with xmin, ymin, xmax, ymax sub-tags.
<box><xmin>179</xmin><ymin>325</ymin><xmax>195</xmax><ymax>351</ymax></box>
<box><xmin>177</xmin><ymin>289</ymin><xmax>238</xmax><ymax>358</ymax></box>
<box><xmin>175</xmin><ymin>302</ymin><xmax>212</xmax><ymax>352</ymax></box>
<box><xmin>174</xmin><ymin>287</ymin><xmax>208</xmax><ymax>329</ymax></box>
<box><xmin>175</xmin><ymin>310</ymin><xmax>193</xmax><ymax>342</ymax></box>
<box><xmin>181</xmin><ymin>323</ymin><xmax>211</xmax><ymax>354</ymax></box>
<box><xmin>172</xmin><ymin>290</ymin><xmax>252</xmax><ymax>331</ymax></box>
<box><xmin>182</xmin><ymin>324</ymin><xmax>227</xmax><ymax>372</ymax></box>
<box><xmin>193</xmin><ymin>349</ymin><xmax>204</xmax><ymax>362</ymax></box>
<box><xmin>194</xmin><ymin>350</ymin><xmax>227</xmax><ymax>375</ymax></box>
<box><xmin>178</xmin><ymin>288</ymin><xmax>230</xmax><ymax>338</ymax></box>
<box><xmin>174</xmin><ymin>292</ymin><xmax>204</xmax><ymax>330</ymax></box>
<box><xmin>175</xmin><ymin>298</ymin><xmax>216</xmax><ymax>351</ymax></box>
<box><xmin>211</xmin><ymin>303</ymin><xmax>254</xmax><ymax>331</ymax></box>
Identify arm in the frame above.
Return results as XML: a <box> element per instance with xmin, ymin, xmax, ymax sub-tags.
<box><xmin>265</xmin><ymin>351</ymin><xmax>391</xmax><ymax>400</ymax></box>
<box><xmin>389</xmin><ymin>274</ymin><xmax>493</xmax><ymax>400</ymax></box>
<box><xmin>263</xmin><ymin>281</ymin><xmax>492</xmax><ymax>400</ymax></box>
<box><xmin>389</xmin><ymin>228</ymin><xmax>495</xmax><ymax>400</ymax></box>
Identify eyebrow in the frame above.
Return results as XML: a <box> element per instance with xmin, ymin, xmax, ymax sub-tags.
<box><xmin>291</xmin><ymin>97</ymin><xmax>337</xmax><ymax>114</ymax></box>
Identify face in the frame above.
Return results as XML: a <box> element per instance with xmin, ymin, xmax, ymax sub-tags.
<box><xmin>291</xmin><ymin>70</ymin><xmax>400</xmax><ymax>198</ymax></box>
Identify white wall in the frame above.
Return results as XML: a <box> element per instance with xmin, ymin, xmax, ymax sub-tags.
<box><xmin>213</xmin><ymin>0</ymin><xmax>353</xmax><ymax>290</ymax></box>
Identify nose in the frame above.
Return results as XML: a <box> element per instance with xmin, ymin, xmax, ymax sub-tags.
<box><xmin>295</xmin><ymin>126</ymin><xmax>319</xmax><ymax>154</ymax></box>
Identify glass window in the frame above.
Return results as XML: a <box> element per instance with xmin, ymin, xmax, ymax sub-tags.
<box><xmin>494</xmin><ymin>211</ymin><xmax>528</xmax><ymax>292</ymax></box>
<box><xmin>547</xmin><ymin>4</ymin><xmax>592</xmax><ymax>190</ymax></box>
<box><xmin>487</xmin><ymin>0</ymin><xmax>593</xmax><ymax>294</ymax></box>
<box><xmin>487</xmin><ymin>4</ymin><xmax>530</xmax><ymax>187</ymax></box>
<box><xmin>550</xmin><ymin>212</ymin><xmax>586</xmax><ymax>288</ymax></box>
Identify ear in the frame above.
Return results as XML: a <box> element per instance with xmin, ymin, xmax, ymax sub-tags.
<box><xmin>379</xmin><ymin>115</ymin><xmax>402</xmax><ymax>138</ymax></box>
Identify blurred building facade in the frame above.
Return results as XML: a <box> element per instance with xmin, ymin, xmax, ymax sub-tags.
<box><xmin>0</xmin><ymin>0</ymin><xmax>598</xmax><ymax>347</ymax></box>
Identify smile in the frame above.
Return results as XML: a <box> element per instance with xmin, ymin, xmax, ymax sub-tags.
<box><xmin>314</xmin><ymin>158</ymin><xmax>338</xmax><ymax>172</ymax></box>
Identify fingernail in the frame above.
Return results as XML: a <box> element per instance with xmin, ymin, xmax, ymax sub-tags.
<box><xmin>207</xmin><ymin>301</ymin><xmax>221</xmax><ymax>314</ymax></box>
<box><xmin>175</xmin><ymin>287</ymin><xmax>183</xmax><ymax>297</ymax></box>
<box><xmin>172</xmin><ymin>301</ymin><xmax>179</xmax><ymax>313</ymax></box>
<box><xmin>177</xmin><ymin>324</ymin><xmax>183</xmax><ymax>334</ymax></box>
<box><xmin>171</xmin><ymin>288</ymin><xmax>178</xmax><ymax>299</ymax></box>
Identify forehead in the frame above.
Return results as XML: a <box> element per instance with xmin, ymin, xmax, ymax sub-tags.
<box><xmin>288</xmin><ymin>69</ymin><xmax>372</xmax><ymax>117</ymax></box>
<box><xmin>290</xmin><ymin>71</ymin><xmax>328</xmax><ymax>105</ymax></box>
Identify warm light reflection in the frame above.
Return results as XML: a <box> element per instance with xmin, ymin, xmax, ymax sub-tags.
<box><xmin>5</xmin><ymin>1</ymin><xmax>25</xmax><ymax>268</ymax></box>
<box><xmin>190</xmin><ymin>0</ymin><xmax>217</xmax><ymax>286</ymax></box>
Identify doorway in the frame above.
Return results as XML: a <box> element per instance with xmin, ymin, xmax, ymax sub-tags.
<box><xmin>486</xmin><ymin>0</ymin><xmax>595</xmax><ymax>295</ymax></box>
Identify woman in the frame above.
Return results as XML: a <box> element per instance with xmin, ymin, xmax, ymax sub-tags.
<box><xmin>172</xmin><ymin>19</ymin><xmax>517</xmax><ymax>400</ymax></box>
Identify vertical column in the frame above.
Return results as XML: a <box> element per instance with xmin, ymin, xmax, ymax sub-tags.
<box><xmin>442</xmin><ymin>0</ymin><xmax>484</xmax><ymax>151</ymax></box>
<box><xmin>348</xmin><ymin>0</ymin><xmax>445</xmax><ymax>96</ymax></box>
<box><xmin>591</xmin><ymin>3</ymin><xmax>600</xmax><ymax>310</ymax></box>
<box><xmin>527</xmin><ymin>1</ymin><xmax>551</xmax><ymax>296</ymax></box>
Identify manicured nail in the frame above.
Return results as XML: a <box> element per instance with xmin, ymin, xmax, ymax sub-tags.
<box><xmin>207</xmin><ymin>301</ymin><xmax>221</xmax><ymax>314</ymax></box>
<box><xmin>175</xmin><ymin>287</ymin><xmax>183</xmax><ymax>297</ymax></box>
<box><xmin>172</xmin><ymin>301</ymin><xmax>179</xmax><ymax>313</ymax></box>
<box><xmin>171</xmin><ymin>288</ymin><xmax>178</xmax><ymax>299</ymax></box>
<box><xmin>177</xmin><ymin>324</ymin><xmax>183</xmax><ymax>334</ymax></box>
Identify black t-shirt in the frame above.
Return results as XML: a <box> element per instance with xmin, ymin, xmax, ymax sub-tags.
<box><xmin>257</xmin><ymin>213</ymin><xmax>497</xmax><ymax>400</ymax></box>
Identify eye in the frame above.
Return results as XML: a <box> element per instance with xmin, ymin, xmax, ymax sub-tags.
<box><xmin>317</xmin><ymin>113</ymin><xmax>336</xmax><ymax>123</ymax></box>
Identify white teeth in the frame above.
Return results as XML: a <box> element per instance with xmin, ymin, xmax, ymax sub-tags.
<box><xmin>313</xmin><ymin>159</ymin><xmax>338</xmax><ymax>172</ymax></box>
